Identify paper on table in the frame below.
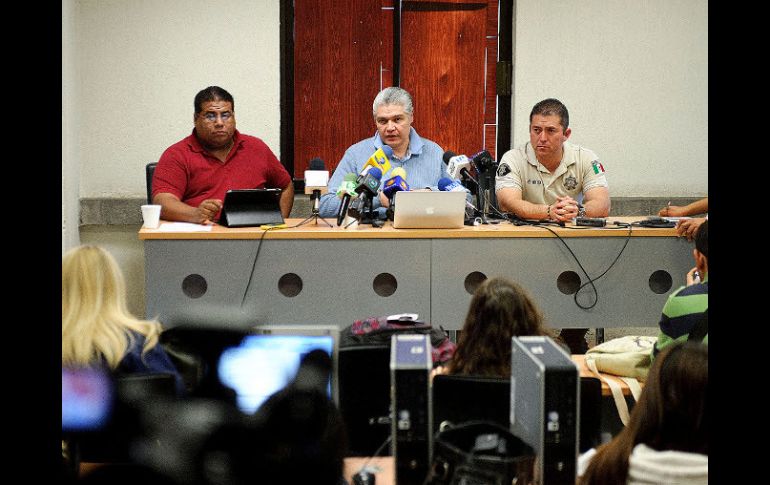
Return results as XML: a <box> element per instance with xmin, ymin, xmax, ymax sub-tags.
<box><xmin>156</xmin><ymin>222</ymin><xmax>213</xmax><ymax>232</ymax></box>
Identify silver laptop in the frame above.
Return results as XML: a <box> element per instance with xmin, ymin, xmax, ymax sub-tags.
<box><xmin>392</xmin><ymin>191</ymin><xmax>466</xmax><ymax>229</ymax></box>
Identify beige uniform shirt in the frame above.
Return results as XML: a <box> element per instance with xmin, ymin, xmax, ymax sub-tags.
<box><xmin>495</xmin><ymin>141</ymin><xmax>608</xmax><ymax>205</ymax></box>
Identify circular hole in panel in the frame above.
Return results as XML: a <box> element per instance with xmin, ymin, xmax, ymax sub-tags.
<box><xmin>557</xmin><ymin>271</ymin><xmax>582</xmax><ymax>295</ymax></box>
<box><xmin>278</xmin><ymin>273</ymin><xmax>303</xmax><ymax>297</ymax></box>
<box><xmin>373</xmin><ymin>273</ymin><xmax>397</xmax><ymax>297</ymax></box>
<box><xmin>649</xmin><ymin>270</ymin><xmax>673</xmax><ymax>294</ymax></box>
<box><xmin>182</xmin><ymin>274</ymin><xmax>208</xmax><ymax>299</ymax></box>
<box><xmin>464</xmin><ymin>272</ymin><xmax>487</xmax><ymax>295</ymax></box>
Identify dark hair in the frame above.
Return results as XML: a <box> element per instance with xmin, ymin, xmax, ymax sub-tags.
<box><xmin>194</xmin><ymin>86</ymin><xmax>234</xmax><ymax>114</ymax></box>
<box><xmin>530</xmin><ymin>98</ymin><xmax>569</xmax><ymax>130</ymax></box>
<box><xmin>580</xmin><ymin>342</ymin><xmax>708</xmax><ymax>484</ymax></box>
<box><xmin>446</xmin><ymin>277</ymin><xmax>557</xmax><ymax>377</ymax></box>
<box><xmin>695</xmin><ymin>219</ymin><xmax>708</xmax><ymax>259</ymax></box>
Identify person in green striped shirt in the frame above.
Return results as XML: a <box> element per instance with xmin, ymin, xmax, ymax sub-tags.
<box><xmin>653</xmin><ymin>220</ymin><xmax>708</xmax><ymax>359</ymax></box>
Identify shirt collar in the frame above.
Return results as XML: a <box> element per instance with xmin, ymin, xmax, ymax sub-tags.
<box><xmin>525</xmin><ymin>141</ymin><xmax>576</xmax><ymax>172</ymax></box>
<box><xmin>372</xmin><ymin>128</ymin><xmax>424</xmax><ymax>159</ymax></box>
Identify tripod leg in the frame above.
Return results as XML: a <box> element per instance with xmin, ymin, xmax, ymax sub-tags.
<box><xmin>296</xmin><ymin>214</ymin><xmax>315</xmax><ymax>227</ymax></box>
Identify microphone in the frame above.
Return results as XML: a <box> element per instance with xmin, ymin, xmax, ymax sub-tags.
<box><xmin>382</xmin><ymin>167</ymin><xmax>409</xmax><ymax>201</ymax></box>
<box><xmin>443</xmin><ymin>150</ymin><xmax>477</xmax><ymax>183</ymax></box>
<box><xmin>383</xmin><ymin>167</ymin><xmax>409</xmax><ymax>221</ymax></box>
<box><xmin>339</xmin><ymin>146</ymin><xmax>391</xmax><ymax>226</ymax></box>
<box><xmin>471</xmin><ymin>150</ymin><xmax>496</xmax><ymax>173</ymax></box>
<box><xmin>336</xmin><ymin>173</ymin><xmax>359</xmax><ymax>226</ymax></box>
<box><xmin>348</xmin><ymin>167</ymin><xmax>383</xmax><ymax>222</ymax></box>
<box><xmin>304</xmin><ymin>157</ymin><xmax>329</xmax><ymax>214</ymax></box>
<box><xmin>438</xmin><ymin>177</ymin><xmax>470</xmax><ymax>193</ymax></box>
<box><xmin>362</xmin><ymin>145</ymin><xmax>394</xmax><ymax>176</ymax></box>
<box><xmin>354</xmin><ymin>166</ymin><xmax>383</xmax><ymax>197</ymax></box>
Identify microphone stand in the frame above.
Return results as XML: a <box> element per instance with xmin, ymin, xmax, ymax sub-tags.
<box><xmin>361</xmin><ymin>193</ymin><xmax>385</xmax><ymax>228</ymax></box>
<box><xmin>297</xmin><ymin>189</ymin><xmax>333</xmax><ymax>228</ymax></box>
<box><xmin>345</xmin><ymin>192</ymin><xmax>383</xmax><ymax>228</ymax></box>
<box><xmin>463</xmin><ymin>174</ymin><xmax>489</xmax><ymax>224</ymax></box>
<box><xmin>385</xmin><ymin>194</ymin><xmax>396</xmax><ymax>222</ymax></box>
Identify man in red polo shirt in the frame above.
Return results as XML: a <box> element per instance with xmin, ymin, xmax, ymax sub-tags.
<box><xmin>152</xmin><ymin>86</ymin><xmax>294</xmax><ymax>224</ymax></box>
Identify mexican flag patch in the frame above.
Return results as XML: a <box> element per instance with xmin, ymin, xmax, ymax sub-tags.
<box><xmin>592</xmin><ymin>160</ymin><xmax>605</xmax><ymax>174</ymax></box>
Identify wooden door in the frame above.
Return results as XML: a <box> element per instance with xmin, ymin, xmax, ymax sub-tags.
<box><xmin>399</xmin><ymin>0</ymin><xmax>498</xmax><ymax>161</ymax></box>
<box><xmin>285</xmin><ymin>0</ymin><xmax>506</xmax><ymax>179</ymax></box>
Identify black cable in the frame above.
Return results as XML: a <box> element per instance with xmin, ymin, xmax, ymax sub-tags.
<box><xmin>358</xmin><ymin>435</ymin><xmax>392</xmax><ymax>473</ymax></box>
<box><xmin>503</xmin><ymin>218</ymin><xmax>633</xmax><ymax>310</ymax></box>
<box><xmin>240</xmin><ymin>221</ymin><xmax>305</xmax><ymax>306</ymax></box>
<box><xmin>571</xmin><ymin>223</ymin><xmax>633</xmax><ymax>309</ymax></box>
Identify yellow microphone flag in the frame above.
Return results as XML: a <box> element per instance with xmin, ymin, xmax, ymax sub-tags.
<box><xmin>362</xmin><ymin>147</ymin><xmax>393</xmax><ymax>175</ymax></box>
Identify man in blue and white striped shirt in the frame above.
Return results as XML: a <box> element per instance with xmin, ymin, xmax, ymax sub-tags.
<box><xmin>319</xmin><ymin>87</ymin><xmax>450</xmax><ymax>219</ymax></box>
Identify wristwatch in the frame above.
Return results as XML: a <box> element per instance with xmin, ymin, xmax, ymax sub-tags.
<box><xmin>577</xmin><ymin>204</ymin><xmax>586</xmax><ymax>218</ymax></box>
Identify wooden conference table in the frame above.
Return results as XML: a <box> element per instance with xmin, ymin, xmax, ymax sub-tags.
<box><xmin>140</xmin><ymin>217</ymin><xmax>692</xmax><ymax>331</ymax></box>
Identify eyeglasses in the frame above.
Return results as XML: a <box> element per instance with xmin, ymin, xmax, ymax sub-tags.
<box><xmin>200</xmin><ymin>111</ymin><xmax>233</xmax><ymax>123</ymax></box>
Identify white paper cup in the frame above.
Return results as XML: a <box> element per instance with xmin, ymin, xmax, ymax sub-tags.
<box><xmin>141</xmin><ymin>204</ymin><xmax>161</xmax><ymax>229</ymax></box>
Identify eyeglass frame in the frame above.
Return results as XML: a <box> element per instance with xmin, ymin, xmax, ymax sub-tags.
<box><xmin>199</xmin><ymin>111</ymin><xmax>234</xmax><ymax>123</ymax></box>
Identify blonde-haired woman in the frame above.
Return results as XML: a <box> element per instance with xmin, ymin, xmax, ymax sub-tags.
<box><xmin>62</xmin><ymin>245</ymin><xmax>182</xmax><ymax>393</ymax></box>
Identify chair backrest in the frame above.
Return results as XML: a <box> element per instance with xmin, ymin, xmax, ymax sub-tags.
<box><xmin>146</xmin><ymin>162</ymin><xmax>158</xmax><ymax>204</ymax></box>
<box><xmin>117</xmin><ymin>371</ymin><xmax>178</xmax><ymax>402</ymax></box>
<box><xmin>578</xmin><ymin>376</ymin><xmax>602</xmax><ymax>452</ymax></box>
<box><xmin>432</xmin><ymin>374</ymin><xmax>511</xmax><ymax>434</ymax></box>
<box><xmin>337</xmin><ymin>344</ymin><xmax>392</xmax><ymax>456</ymax></box>
<box><xmin>431</xmin><ymin>374</ymin><xmax>603</xmax><ymax>453</ymax></box>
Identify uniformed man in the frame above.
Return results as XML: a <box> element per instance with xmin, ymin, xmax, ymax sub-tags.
<box><xmin>495</xmin><ymin>98</ymin><xmax>610</xmax><ymax>353</ymax></box>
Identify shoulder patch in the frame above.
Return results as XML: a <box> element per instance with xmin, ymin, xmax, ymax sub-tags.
<box><xmin>497</xmin><ymin>163</ymin><xmax>511</xmax><ymax>177</ymax></box>
<box><xmin>591</xmin><ymin>160</ymin><xmax>605</xmax><ymax>174</ymax></box>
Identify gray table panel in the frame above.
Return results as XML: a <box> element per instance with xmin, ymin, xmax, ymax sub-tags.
<box><xmin>144</xmin><ymin>239</ymin><xmax>256</xmax><ymax>325</ymax></box>
<box><xmin>145</xmin><ymin>238</ymin><xmax>432</xmax><ymax>328</ymax></box>
<box><xmin>431</xmin><ymin>236</ymin><xmax>694</xmax><ymax>330</ymax></box>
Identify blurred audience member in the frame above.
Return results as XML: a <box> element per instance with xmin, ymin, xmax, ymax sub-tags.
<box><xmin>435</xmin><ymin>277</ymin><xmax>562</xmax><ymax>377</ymax></box>
<box><xmin>654</xmin><ymin>220</ymin><xmax>708</xmax><ymax>359</ymax></box>
<box><xmin>658</xmin><ymin>197</ymin><xmax>707</xmax><ymax>218</ymax></box>
<box><xmin>658</xmin><ymin>197</ymin><xmax>707</xmax><ymax>241</ymax></box>
<box><xmin>62</xmin><ymin>245</ymin><xmax>183</xmax><ymax>394</ymax></box>
<box><xmin>579</xmin><ymin>342</ymin><xmax>708</xmax><ymax>484</ymax></box>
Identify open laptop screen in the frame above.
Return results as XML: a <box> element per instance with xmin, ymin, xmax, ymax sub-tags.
<box><xmin>217</xmin><ymin>330</ymin><xmax>336</xmax><ymax>414</ymax></box>
<box><xmin>393</xmin><ymin>191</ymin><xmax>466</xmax><ymax>229</ymax></box>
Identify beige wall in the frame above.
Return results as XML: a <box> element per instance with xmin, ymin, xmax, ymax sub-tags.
<box><xmin>62</xmin><ymin>0</ymin><xmax>708</xmax><ymax>318</ymax></box>
<box><xmin>62</xmin><ymin>0</ymin><xmax>80</xmax><ymax>252</ymax></box>
<box><xmin>513</xmin><ymin>0</ymin><xmax>707</xmax><ymax>196</ymax></box>
<box><xmin>79</xmin><ymin>225</ymin><xmax>147</xmax><ymax>318</ymax></box>
<box><xmin>71</xmin><ymin>0</ymin><xmax>280</xmax><ymax>201</ymax></box>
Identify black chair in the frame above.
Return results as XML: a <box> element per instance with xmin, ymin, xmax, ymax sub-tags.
<box><xmin>145</xmin><ymin>162</ymin><xmax>157</xmax><ymax>204</ymax></box>
<box><xmin>432</xmin><ymin>374</ymin><xmax>510</xmax><ymax>434</ymax></box>
<box><xmin>579</xmin><ymin>376</ymin><xmax>602</xmax><ymax>452</ymax></box>
<box><xmin>337</xmin><ymin>344</ymin><xmax>392</xmax><ymax>456</ymax></box>
<box><xmin>431</xmin><ymin>374</ymin><xmax>603</xmax><ymax>453</ymax></box>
